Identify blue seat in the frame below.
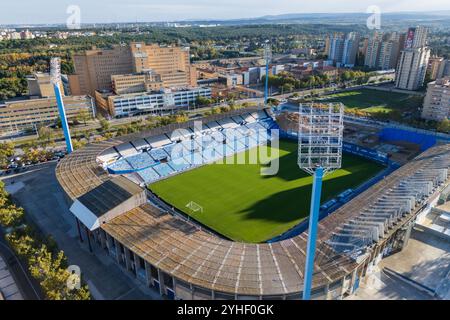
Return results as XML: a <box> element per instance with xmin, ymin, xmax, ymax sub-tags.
<box><xmin>138</xmin><ymin>167</ymin><xmax>160</xmax><ymax>183</ymax></box>
<box><xmin>152</xmin><ymin>163</ymin><xmax>175</xmax><ymax>177</ymax></box>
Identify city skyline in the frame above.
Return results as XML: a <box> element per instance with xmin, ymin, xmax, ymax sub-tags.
<box><xmin>2</xmin><ymin>0</ymin><xmax>450</xmax><ymax>25</ymax></box>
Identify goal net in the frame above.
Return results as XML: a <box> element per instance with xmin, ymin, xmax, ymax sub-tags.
<box><xmin>185</xmin><ymin>201</ymin><xmax>203</xmax><ymax>213</ymax></box>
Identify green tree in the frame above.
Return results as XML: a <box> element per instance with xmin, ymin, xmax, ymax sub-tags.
<box><xmin>99</xmin><ymin>118</ymin><xmax>110</xmax><ymax>132</ymax></box>
<box><xmin>0</xmin><ymin>205</ymin><xmax>24</xmax><ymax>228</ymax></box>
<box><xmin>76</xmin><ymin>109</ymin><xmax>91</xmax><ymax>126</ymax></box>
<box><xmin>437</xmin><ymin>118</ymin><xmax>450</xmax><ymax>133</ymax></box>
<box><xmin>38</xmin><ymin>126</ymin><xmax>54</xmax><ymax>147</ymax></box>
<box><xmin>0</xmin><ymin>141</ymin><xmax>15</xmax><ymax>169</ymax></box>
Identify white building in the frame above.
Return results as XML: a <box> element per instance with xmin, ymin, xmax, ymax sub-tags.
<box><xmin>107</xmin><ymin>87</ymin><xmax>212</xmax><ymax>118</ymax></box>
<box><xmin>395</xmin><ymin>47</ymin><xmax>430</xmax><ymax>91</ymax></box>
<box><xmin>421</xmin><ymin>77</ymin><xmax>450</xmax><ymax>122</ymax></box>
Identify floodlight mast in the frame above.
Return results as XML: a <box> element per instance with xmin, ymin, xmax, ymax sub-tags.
<box><xmin>50</xmin><ymin>57</ymin><xmax>73</xmax><ymax>154</ymax></box>
<box><xmin>264</xmin><ymin>42</ymin><xmax>271</xmax><ymax>107</ymax></box>
<box><xmin>298</xmin><ymin>103</ymin><xmax>344</xmax><ymax>300</ymax></box>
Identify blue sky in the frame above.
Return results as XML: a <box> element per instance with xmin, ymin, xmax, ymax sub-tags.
<box><xmin>2</xmin><ymin>0</ymin><xmax>450</xmax><ymax>24</ymax></box>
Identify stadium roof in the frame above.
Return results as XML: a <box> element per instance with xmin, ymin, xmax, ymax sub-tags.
<box><xmin>55</xmin><ymin>109</ymin><xmax>450</xmax><ymax>296</ymax></box>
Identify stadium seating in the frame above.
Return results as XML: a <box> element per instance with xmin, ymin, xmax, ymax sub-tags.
<box><xmin>126</xmin><ymin>152</ymin><xmax>155</xmax><ymax>170</ymax></box>
<box><xmin>153</xmin><ymin>163</ymin><xmax>175</xmax><ymax>177</ymax></box>
<box><xmin>115</xmin><ymin>143</ymin><xmax>139</xmax><ymax>157</ymax></box>
<box><xmin>150</xmin><ymin>148</ymin><xmax>169</xmax><ymax>161</ymax></box>
<box><xmin>108</xmin><ymin>159</ymin><xmax>133</xmax><ymax>173</ymax></box>
<box><xmin>107</xmin><ymin>114</ymin><xmax>279</xmax><ymax>183</ymax></box>
<box><xmin>132</xmin><ymin>139</ymin><xmax>151</xmax><ymax>151</ymax></box>
<box><xmin>138</xmin><ymin>167</ymin><xmax>161</xmax><ymax>183</ymax></box>
<box><xmin>146</xmin><ymin>134</ymin><xmax>172</xmax><ymax>148</ymax></box>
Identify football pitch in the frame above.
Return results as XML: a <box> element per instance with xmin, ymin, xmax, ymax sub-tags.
<box><xmin>149</xmin><ymin>140</ymin><xmax>385</xmax><ymax>243</ymax></box>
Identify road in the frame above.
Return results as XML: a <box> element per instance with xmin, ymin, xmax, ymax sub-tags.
<box><xmin>1</xmin><ymin>163</ymin><xmax>160</xmax><ymax>300</ymax></box>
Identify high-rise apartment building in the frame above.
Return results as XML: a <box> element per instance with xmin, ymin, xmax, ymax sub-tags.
<box><xmin>342</xmin><ymin>32</ymin><xmax>360</xmax><ymax>67</ymax></box>
<box><xmin>364</xmin><ymin>35</ymin><xmax>382</xmax><ymax>68</ymax></box>
<box><xmin>327</xmin><ymin>32</ymin><xmax>360</xmax><ymax>67</ymax></box>
<box><xmin>327</xmin><ymin>33</ymin><xmax>345</xmax><ymax>65</ymax></box>
<box><xmin>364</xmin><ymin>32</ymin><xmax>403</xmax><ymax>70</ymax></box>
<box><xmin>428</xmin><ymin>57</ymin><xmax>445</xmax><ymax>80</ymax></box>
<box><xmin>437</xmin><ymin>59</ymin><xmax>450</xmax><ymax>79</ymax></box>
<box><xmin>421</xmin><ymin>77</ymin><xmax>450</xmax><ymax>122</ymax></box>
<box><xmin>395</xmin><ymin>26</ymin><xmax>430</xmax><ymax>91</ymax></box>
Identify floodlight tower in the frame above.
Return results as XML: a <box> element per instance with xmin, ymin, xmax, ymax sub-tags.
<box><xmin>50</xmin><ymin>57</ymin><xmax>73</xmax><ymax>154</ymax></box>
<box><xmin>264</xmin><ymin>42</ymin><xmax>272</xmax><ymax>106</ymax></box>
<box><xmin>298</xmin><ymin>103</ymin><xmax>344</xmax><ymax>300</ymax></box>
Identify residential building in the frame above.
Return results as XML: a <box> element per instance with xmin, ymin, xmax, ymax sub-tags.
<box><xmin>421</xmin><ymin>77</ymin><xmax>450</xmax><ymax>122</ymax></box>
<box><xmin>327</xmin><ymin>33</ymin><xmax>345</xmax><ymax>66</ymax></box>
<box><xmin>364</xmin><ymin>35</ymin><xmax>382</xmax><ymax>68</ymax></box>
<box><xmin>395</xmin><ymin>47</ymin><xmax>431</xmax><ymax>90</ymax></box>
<box><xmin>95</xmin><ymin>87</ymin><xmax>212</xmax><ymax>118</ymax></box>
<box><xmin>395</xmin><ymin>26</ymin><xmax>430</xmax><ymax>91</ymax></box>
<box><xmin>0</xmin><ymin>96</ymin><xmax>94</xmax><ymax>136</ymax></box>
<box><xmin>428</xmin><ymin>57</ymin><xmax>445</xmax><ymax>80</ymax></box>
<box><xmin>342</xmin><ymin>32</ymin><xmax>360</xmax><ymax>67</ymax></box>
<box><xmin>437</xmin><ymin>59</ymin><xmax>450</xmax><ymax>79</ymax></box>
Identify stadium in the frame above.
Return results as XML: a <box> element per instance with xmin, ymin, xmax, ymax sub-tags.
<box><xmin>56</xmin><ymin>105</ymin><xmax>450</xmax><ymax>300</ymax></box>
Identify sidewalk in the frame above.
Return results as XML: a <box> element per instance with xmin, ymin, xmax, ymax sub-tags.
<box><xmin>0</xmin><ymin>254</ymin><xmax>23</xmax><ymax>300</ymax></box>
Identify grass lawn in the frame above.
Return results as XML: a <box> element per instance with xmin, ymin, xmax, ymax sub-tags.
<box><xmin>317</xmin><ymin>89</ymin><xmax>423</xmax><ymax>115</ymax></box>
<box><xmin>149</xmin><ymin>140</ymin><xmax>385</xmax><ymax>243</ymax></box>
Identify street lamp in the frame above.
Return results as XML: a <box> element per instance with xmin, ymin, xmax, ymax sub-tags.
<box><xmin>297</xmin><ymin>102</ymin><xmax>344</xmax><ymax>300</ymax></box>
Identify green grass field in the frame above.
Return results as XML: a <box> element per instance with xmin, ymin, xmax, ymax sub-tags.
<box><xmin>317</xmin><ymin>89</ymin><xmax>423</xmax><ymax>115</ymax></box>
<box><xmin>149</xmin><ymin>140</ymin><xmax>385</xmax><ymax>243</ymax></box>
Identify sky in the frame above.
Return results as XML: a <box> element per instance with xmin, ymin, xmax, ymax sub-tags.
<box><xmin>2</xmin><ymin>0</ymin><xmax>450</xmax><ymax>25</ymax></box>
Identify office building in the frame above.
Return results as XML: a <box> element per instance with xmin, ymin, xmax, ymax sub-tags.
<box><xmin>0</xmin><ymin>96</ymin><xmax>94</xmax><ymax>136</ymax></box>
<box><xmin>421</xmin><ymin>77</ymin><xmax>450</xmax><ymax>122</ymax></box>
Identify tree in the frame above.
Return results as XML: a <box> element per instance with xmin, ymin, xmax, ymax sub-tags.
<box><xmin>76</xmin><ymin>109</ymin><xmax>91</xmax><ymax>126</ymax></box>
<box><xmin>0</xmin><ymin>205</ymin><xmax>24</xmax><ymax>228</ymax></box>
<box><xmin>99</xmin><ymin>118</ymin><xmax>110</xmax><ymax>132</ymax></box>
<box><xmin>38</xmin><ymin>126</ymin><xmax>54</xmax><ymax>147</ymax></box>
<box><xmin>0</xmin><ymin>141</ymin><xmax>14</xmax><ymax>169</ymax></box>
<box><xmin>267</xmin><ymin>98</ymin><xmax>280</xmax><ymax>106</ymax></box>
<box><xmin>196</xmin><ymin>96</ymin><xmax>213</xmax><ymax>107</ymax></box>
<box><xmin>28</xmin><ymin>245</ymin><xmax>90</xmax><ymax>300</ymax></box>
<box><xmin>72</xmin><ymin>139</ymin><xmax>87</xmax><ymax>150</ymax></box>
<box><xmin>437</xmin><ymin>119</ymin><xmax>450</xmax><ymax>133</ymax></box>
